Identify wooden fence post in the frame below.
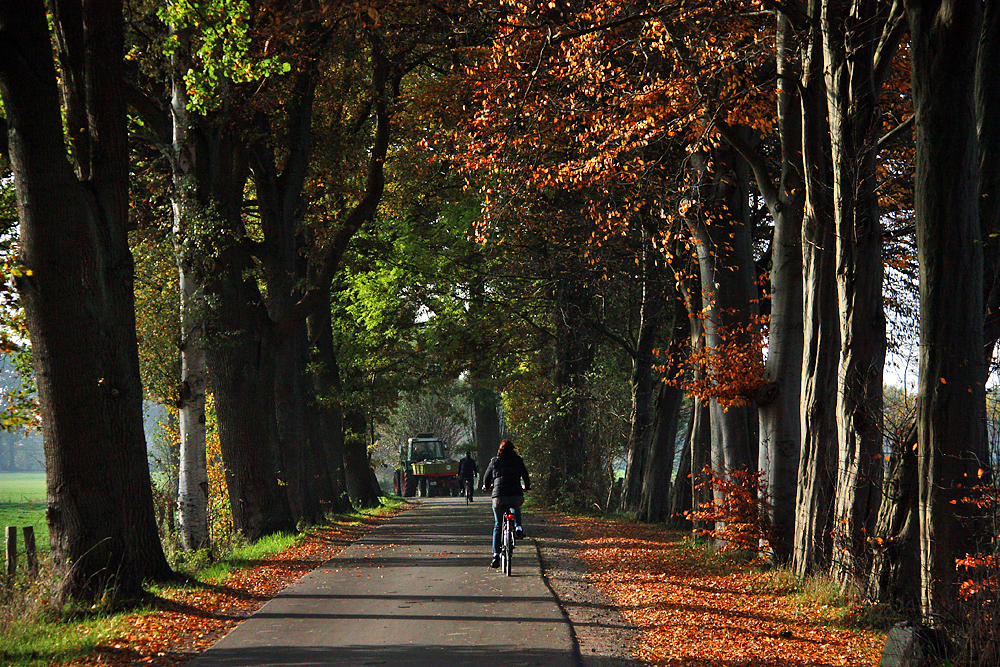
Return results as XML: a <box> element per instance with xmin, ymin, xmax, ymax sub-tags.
<box><xmin>4</xmin><ymin>526</ymin><xmax>16</xmax><ymax>586</ymax></box>
<box><xmin>22</xmin><ymin>526</ymin><xmax>38</xmax><ymax>578</ymax></box>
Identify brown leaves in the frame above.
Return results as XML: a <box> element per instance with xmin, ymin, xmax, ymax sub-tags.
<box><xmin>542</xmin><ymin>509</ymin><xmax>885</xmax><ymax>666</ymax></box>
<box><xmin>63</xmin><ymin>512</ymin><xmax>403</xmax><ymax>667</ymax></box>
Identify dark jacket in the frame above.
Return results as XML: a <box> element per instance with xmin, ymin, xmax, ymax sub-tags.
<box><xmin>458</xmin><ymin>455</ymin><xmax>478</xmax><ymax>479</ymax></box>
<box><xmin>482</xmin><ymin>451</ymin><xmax>531</xmax><ymax>498</ymax></box>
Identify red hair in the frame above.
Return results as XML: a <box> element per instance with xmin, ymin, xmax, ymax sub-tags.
<box><xmin>498</xmin><ymin>439</ymin><xmax>514</xmax><ymax>456</ymax></box>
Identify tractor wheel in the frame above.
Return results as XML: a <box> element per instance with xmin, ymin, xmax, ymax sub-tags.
<box><xmin>403</xmin><ymin>471</ymin><xmax>418</xmax><ymax>497</ymax></box>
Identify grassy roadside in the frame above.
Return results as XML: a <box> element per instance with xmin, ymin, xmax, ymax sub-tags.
<box><xmin>0</xmin><ymin>497</ymin><xmax>409</xmax><ymax>667</ymax></box>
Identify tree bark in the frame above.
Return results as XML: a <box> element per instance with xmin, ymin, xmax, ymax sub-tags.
<box><xmin>637</xmin><ymin>381</ymin><xmax>683</xmax><ymax>523</ymax></box>
<box><xmin>306</xmin><ymin>290</ymin><xmax>352</xmax><ymax>514</ymax></box>
<box><xmin>170</xmin><ymin>37</ymin><xmax>210</xmax><ymax>552</ymax></box>
<box><xmin>723</xmin><ymin>11</ymin><xmax>805</xmax><ymax>563</ymax></box>
<box><xmin>343</xmin><ymin>404</ymin><xmax>382</xmax><ymax>509</ymax></box>
<box><xmin>472</xmin><ymin>377</ymin><xmax>502</xmax><ymax>482</ymax></box>
<box><xmin>823</xmin><ymin>0</ymin><xmax>899</xmax><ymax>589</ymax></box>
<box><xmin>666</xmin><ymin>406</ymin><xmax>693</xmax><ymax>527</ymax></box>
<box><xmin>979</xmin><ymin>1</ymin><xmax>1000</xmax><ymax>371</ymax></box>
<box><xmin>205</xmin><ymin>244</ymin><xmax>296</xmax><ymax>540</ymax></box>
<box><xmin>0</xmin><ymin>0</ymin><xmax>171</xmax><ymax>603</ymax></box>
<box><xmin>622</xmin><ymin>230</ymin><xmax>664</xmax><ymax>512</ymax></box>
<box><xmin>905</xmin><ymin>0</ymin><xmax>988</xmax><ymax>624</ymax></box>
<box><xmin>686</xmin><ymin>140</ymin><xmax>759</xmax><ymax>477</ymax></box>
<box><xmin>547</xmin><ymin>276</ymin><xmax>597</xmax><ymax>505</ymax></box>
<box><xmin>792</xmin><ymin>0</ymin><xmax>840</xmax><ymax>577</ymax></box>
<box><xmin>868</xmin><ymin>412</ymin><xmax>920</xmax><ymax>613</ymax></box>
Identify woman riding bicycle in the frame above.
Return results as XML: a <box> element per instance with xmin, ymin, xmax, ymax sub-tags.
<box><xmin>481</xmin><ymin>439</ymin><xmax>530</xmax><ymax>568</ymax></box>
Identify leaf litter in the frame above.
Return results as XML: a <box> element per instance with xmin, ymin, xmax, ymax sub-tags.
<box><xmin>540</xmin><ymin>510</ymin><xmax>886</xmax><ymax>666</ymax></box>
<box><xmin>62</xmin><ymin>510</ymin><xmax>404</xmax><ymax>667</ymax></box>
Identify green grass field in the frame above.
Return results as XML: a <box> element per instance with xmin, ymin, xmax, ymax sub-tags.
<box><xmin>0</xmin><ymin>471</ymin><xmax>49</xmax><ymax>555</ymax></box>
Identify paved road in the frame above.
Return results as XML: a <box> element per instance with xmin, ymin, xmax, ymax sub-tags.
<box><xmin>187</xmin><ymin>497</ymin><xmax>578</xmax><ymax>667</ymax></box>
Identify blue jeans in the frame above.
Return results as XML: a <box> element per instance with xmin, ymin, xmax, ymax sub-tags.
<box><xmin>492</xmin><ymin>496</ymin><xmax>524</xmax><ymax>555</ymax></box>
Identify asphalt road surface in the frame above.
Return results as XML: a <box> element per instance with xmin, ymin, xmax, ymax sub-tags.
<box><xmin>186</xmin><ymin>497</ymin><xmax>579</xmax><ymax>667</ymax></box>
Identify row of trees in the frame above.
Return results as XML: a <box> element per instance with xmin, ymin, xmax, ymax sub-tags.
<box><xmin>426</xmin><ymin>0</ymin><xmax>996</xmax><ymax>632</ymax></box>
<box><xmin>0</xmin><ymin>0</ymin><xmax>499</xmax><ymax>604</ymax></box>
<box><xmin>0</xmin><ymin>0</ymin><xmax>995</xmax><ymax>642</ymax></box>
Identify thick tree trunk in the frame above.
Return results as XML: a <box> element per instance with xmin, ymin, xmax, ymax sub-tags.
<box><xmin>0</xmin><ymin>0</ymin><xmax>171</xmax><ymax>602</ymax></box>
<box><xmin>793</xmin><ymin>1</ymin><xmax>839</xmax><ymax>576</ymax></box>
<box><xmin>686</xmin><ymin>140</ymin><xmax>759</xmax><ymax>480</ymax></box>
<box><xmin>868</xmin><ymin>413</ymin><xmax>920</xmax><ymax>613</ymax></box>
<box><xmin>306</xmin><ymin>296</ymin><xmax>351</xmax><ymax>514</ymax></box>
<box><xmin>666</xmin><ymin>407</ymin><xmax>693</xmax><ymax>527</ymax></box>
<box><xmin>751</xmin><ymin>13</ymin><xmax>805</xmax><ymax>564</ymax></box>
<box><xmin>343</xmin><ymin>405</ymin><xmax>382</xmax><ymax>509</ymax></box>
<box><xmin>251</xmin><ymin>72</ymin><xmax>325</xmax><ymax>528</ymax></box>
<box><xmin>906</xmin><ymin>0</ymin><xmax>988</xmax><ymax>623</ymax></box>
<box><xmin>273</xmin><ymin>328</ymin><xmax>323</xmax><ymax>525</ymax></box>
<box><xmin>205</xmin><ymin>258</ymin><xmax>295</xmax><ymax>540</ymax></box>
<box><xmin>979</xmin><ymin>2</ymin><xmax>1000</xmax><ymax>372</ymax></box>
<box><xmin>622</xmin><ymin>234</ymin><xmax>664</xmax><ymax>513</ymax></box>
<box><xmin>472</xmin><ymin>378</ymin><xmax>502</xmax><ymax>482</ymax></box>
<box><xmin>637</xmin><ymin>382</ymin><xmax>683</xmax><ymax>523</ymax></box>
<box><xmin>547</xmin><ymin>277</ymin><xmax>597</xmax><ymax>505</ymax></box>
<box><xmin>824</xmin><ymin>0</ymin><xmax>901</xmax><ymax>590</ymax></box>
<box><xmin>689</xmin><ymin>398</ymin><xmax>713</xmax><ymax>534</ymax></box>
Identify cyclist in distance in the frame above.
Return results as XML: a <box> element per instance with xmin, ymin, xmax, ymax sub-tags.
<box><xmin>481</xmin><ymin>439</ymin><xmax>531</xmax><ymax>568</ymax></box>
<box><xmin>458</xmin><ymin>450</ymin><xmax>478</xmax><ymax>501</ymax></box>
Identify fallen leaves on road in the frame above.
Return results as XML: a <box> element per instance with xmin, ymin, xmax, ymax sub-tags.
<box><xmin>64</xmin><ymin>510</ymin><xmax>403</xmax><ymax>667</ymax></box>
<box><xmin>542</xmin><ymin>511</ymin><xmax>886</xmax><ymax>666</ymax></box>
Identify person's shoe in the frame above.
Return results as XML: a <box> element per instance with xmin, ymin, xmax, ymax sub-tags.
<box><xmin>469</xmin><ymin>497</ymin><xmax>474</xmax><ymax>502</ymax></box>
<box><xmin>515</xmin><ymin>526</ymin><xmax>524</xmax><ymax>540</ymax></box>
<box><xmin>490</xmin><ymin>555</ymin><xmax>500</xmax><ymax>568</ymax></box>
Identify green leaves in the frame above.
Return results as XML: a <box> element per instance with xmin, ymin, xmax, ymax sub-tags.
<box><xmin>158</xmin><ymin>0</ymin><xmax>290</xmax><ymax>113</ymax></box>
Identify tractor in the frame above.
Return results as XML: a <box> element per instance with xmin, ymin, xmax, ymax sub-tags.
<box><xmin>392</xmin><ymin>433</ymin><xmax>461</xmax><ymax>497</ymax></box>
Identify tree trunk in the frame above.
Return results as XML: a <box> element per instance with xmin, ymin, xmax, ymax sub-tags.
<box><xmin>868</xmin><ymin>413</ymin><xmax>920</xmax><ymax>613</ymax></box>
<box><xmin>824</xmin><ymin>0</ymin><xmax>898</xmax><ymax>590</ymax></box>
<box><xmin>0</xmin><ymin>0</ymin><xmax>171</xmax><ymax>603</ymax></box>
<box><xmin>273</xmin><ymin>328</ymin><xmax>322</xmax><ymax>525</ymax></box>
<box><xmin>637</xmin><ymin>382</ymin><xmax>683</xmax><ymax>523</ymax></box>
<box><xmin>205</xmin><ymin>256</ymin><xmax>296</xmax><ymax>540</ymax></box>
<box><xmin>306</xmin><ymin>293</ymin><xmax>351</xmax><ymax>514</ymax></box>
<box><xmin>170</xmin><ymin>48</ymin><xmax>210</xmax><ymax>552</ymax></box>
<box><xmin>906</xmin><ymin>0</ymin><xmax>988</xmax><ymax>624</ymax></box>
<box><xmin>666</xmin><ymin>405</ymin><xmax>693</xmax><ymax>528</ymax></box>
<box><xmin>622</xmin><ymin>231</ymin><xmax>664</xmax><ymax>512</ymax></box>
<box><xmin>793</xmin><ymin>0</ymin><xmax>839</xmax><ymax>577</ymax></box>
<box><xmin>472</xmin><ymin>377</ymin><xmax>502</xmax><ymax>482</ymax></box>
<box><xmin>251</xmin><ymin>71</ymin><xmax>325</xmax><ymax>528</ymax></box>
<box><xmin>343</xmin><ymin>405</ymin><xmax>382</xmax><ymax>509</ymax></box>
<box><xmin>547</xmin><ymin>276</ymin><xmax>597</xmax><ymax>505</ymax></box>
<box><xmin>750</xmin><ymin>12</ymin><xmax>805</xmax><ymax>565</ymax></box>
<box><xmin>979</xmin><ymin>2</ymin><xmax>1000</xmax><ymax>375</ymax></box>
<box><xmin>686</xmin><ymin>140</ymin><xmax>758</xmax><ymax>476</ymax></box>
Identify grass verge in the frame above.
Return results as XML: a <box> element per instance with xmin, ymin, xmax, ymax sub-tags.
<box><xmin>2</xmin><ymin>496</ymin><xmax>409</xmax><ymax>667</ymax></box>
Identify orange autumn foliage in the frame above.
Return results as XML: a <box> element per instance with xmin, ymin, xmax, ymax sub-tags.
<box><xmin>686</xmin><ymin>464</ymin><xmax>776</xmax><ymax>555</ymax></box>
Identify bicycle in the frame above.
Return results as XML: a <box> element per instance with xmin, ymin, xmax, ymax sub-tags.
<box><xmin>499</xmin><ymin>505</ymin><xmax>516</xmax><ymax>576</ymax></box>
<box><xmin>463</xmin><ymin>477</ymin><xmax>474</xmax><ymax>504</ymax></box>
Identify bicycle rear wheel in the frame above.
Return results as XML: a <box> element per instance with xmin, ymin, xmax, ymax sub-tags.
<box><xmin>502</xmin><ymin>515</ymin><xmax>514</xmax><ymax>576</ymax></box>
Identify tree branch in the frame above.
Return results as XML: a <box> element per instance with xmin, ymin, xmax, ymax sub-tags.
<box><xmin>873</xmin><ymin>0</ymin><xmax>907</xmax><ymax>89</ymax></box>
<box><xmin>877</xmin><ymin>115</ymin><xmax>914</xmax><ymax>152</ymax></box>
<box><xmin>714</xmin><ymin>120</ymin><xmax>782</xmax><ymax>220</ymax></box>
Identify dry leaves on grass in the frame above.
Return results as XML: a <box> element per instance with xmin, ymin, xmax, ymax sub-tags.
<box><xmin>542</xmin><ymin>511</ymin><xmax>886</xmax><ymax>667</ymax></box>
<box><xmin>64</xmin><ymin>510</ymin><xmax>404</xmax><ymax>667</ymax></box>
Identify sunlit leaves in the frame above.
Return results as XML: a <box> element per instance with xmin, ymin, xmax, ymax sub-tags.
<box><xmin>157</xmin><ymin>0</ymin><xmax>291</xmax><ymax>113</ymax></box>
<box><xmin>664</xmin><ymin>320</ymin><xmax>766</xmax><ymax>408</ymax></box>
